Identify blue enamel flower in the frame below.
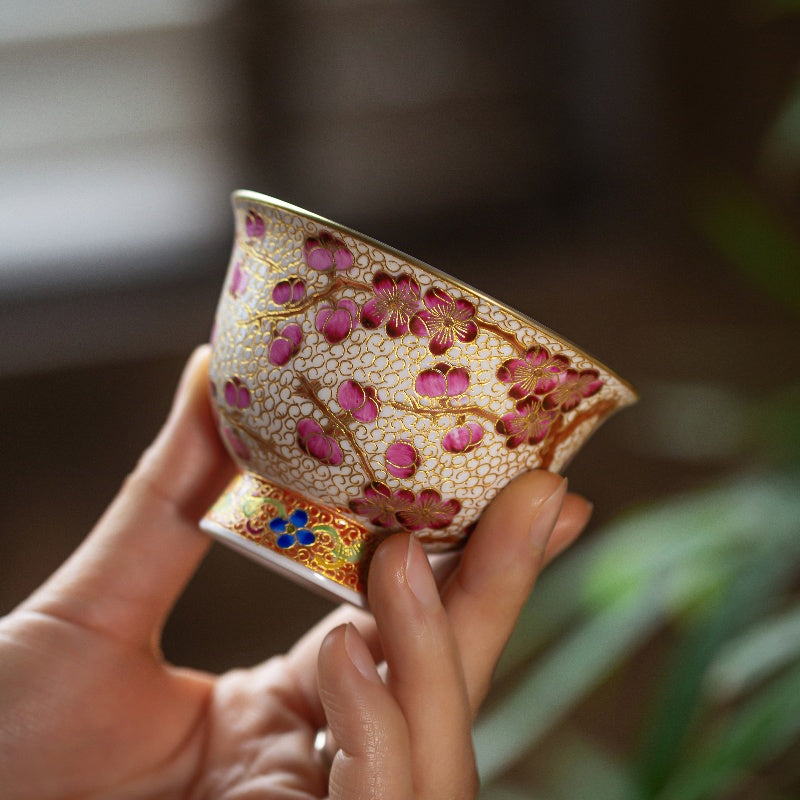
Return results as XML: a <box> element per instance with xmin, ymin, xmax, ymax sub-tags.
<box><xmin>269</xmin><ymin>508</ymin><xmax>316</xmax><ymax>549</ymax></box>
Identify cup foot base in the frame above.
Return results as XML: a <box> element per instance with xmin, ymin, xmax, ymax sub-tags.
<box><xmin>200</xmin><ymin>472</ymin><xmax>383</xmax><ymax>607</ymax></box>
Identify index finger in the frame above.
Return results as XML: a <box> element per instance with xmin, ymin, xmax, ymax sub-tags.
<box><xmin>441</xmin><ymin>470</ymin><xmax>592</xmax><ymax>713</ymax></box>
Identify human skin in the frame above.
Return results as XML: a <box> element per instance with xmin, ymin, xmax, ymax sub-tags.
<box><xmin>0</xmin><ymin>346</ymin><xmax>592</xmax><ymax>799</ymax></box>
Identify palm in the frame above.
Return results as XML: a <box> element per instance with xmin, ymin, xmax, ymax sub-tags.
<box><xmin>0</xmin><ymin>606</ymin><xmax>331</xmax><ymax>799</ymax></box>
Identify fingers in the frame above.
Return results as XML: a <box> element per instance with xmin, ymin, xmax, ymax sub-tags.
<box><xmin>315</xmin><ymin>472</ymin><xmax>589</xmax><ymax>797</ymax></box>
<box><xmin>317</xmin><ymin>623</ymin><xmax>415</xmax><ymax>800</ymax></box>
<box><xmin>367</xmin><ymin>534</ymin><xmax>480</xmax><ymax>798</ymax></box>
<box><xmin>286</xmin><ymin>604</ymin><xmax>379</xmax><ymax>729</ymax></box>
<box><xmin>441</xmin><ymin>471</ymin><xmax>590</xmax><ymax>712</ymax></box>
<box><xmin>542</xmin><ymin>491</ymin><xmax>594</xmax><ymax>565</ymax></box>
<box><xmin>292</xmin><ymin>476</ymin><xmax>591</xmax><ymax>730</ymax></box>
<box><xmin>23</xmin><ymin>345</ymin><xmax>236</xmax><ymax>649</ymax></box>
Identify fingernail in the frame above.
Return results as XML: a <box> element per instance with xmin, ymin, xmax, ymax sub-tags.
<box><xmin>344</xmin><ymin>623</ymin><xmax>381</xmax><ymax>683</ymax></box>
<box><xmin>530</xmin><ymin>477</ymin><xmax>568</xmax><ymax>551</ymax></box>
<box><xmin>405</xmin><ymin>535</ymin><xmax>440</xmax><ymax>607</ymax></box>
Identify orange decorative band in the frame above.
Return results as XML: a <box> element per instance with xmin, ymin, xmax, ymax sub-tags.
<box><xmin>205</xmin><ymin>472</ymin><xmax>385</xmax><ymax>594</ymax></box>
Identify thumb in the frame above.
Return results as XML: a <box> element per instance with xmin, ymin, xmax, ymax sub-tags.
<box><xmin>22</xmin><ymin>345</ymin><xmax>236</xmax><ymax>650</ymax></box>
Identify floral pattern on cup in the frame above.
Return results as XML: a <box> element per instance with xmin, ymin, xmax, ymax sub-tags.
<box><xmin>338</xmin><ymin>379</ymin><xmax>380</xmax><ymax>423</ymax></box>
<box><xmin>272</xmin><ymin>277</ymin><xmax>305</xmax><ymax>306</ymax></box>
<box><xmin>496</xmin><ymin>398</ymin><xmax>559</xmax><ymax>449</ymax></box>
<box><xmin>223</xmin><ymin>426</ymin><xmax>251</xmax><ymax>461</ymax></box>
<box><xmin>415</xmin><ymin>362</ymin><xmax>470</xmax><ymax>398</ymax></box>
<box><xmin>543</xmin><ymin>369</ymin><xmax>604</xmax><ymax>411</ymax></box>
<box><xmin>410</xmin><ymin>287</ymin><xmax>478</xmax><ymax>355</ymax></box>
<box><xmin>349</xmin><ymin>482</ymin><xmax>415</xmax><ymax>528</ymax></box>
<box><xmin>346</xmin><ymin>481</ymin><xmax>461</xmax><ymax>534</ymax></box>
<box><xmin>269</xmin><ymin>507</ymin><xmax>316</xmax><ymax>549</ymax></box>
<box><xmin>360</xmin><ymin>272</ymin><xmax>421</xmax><ymax>337</ymax></box>
<box><xmin>497</xmin><ymin>345</ymin><xmax>569</xmax><ymax>399</ymax></box>
<box><xmin>224</xmin><ymin>377</ymin><xmax>251</xmax><ymax>409</ymax></box>
<box><xmin>245</xmin><ymin>210</ymin><xmax>265</xmax><ymax>238</ymax></box>
<box><xmin>396</xmin><ymin>489</ymin><xmax>461</xmax><ymax>531</ymax></box>
<box><xmin>207</xmin><ymin>199</ymin><xmax>635</xmax><ymax>574</ymax></box>
<box><xmin>268</xmin><ymin>323</ymin><xmax>303</xmax><ymax>366</ymax></box>
<box><xmin>229</xmin><ymin>261</ymin><xmax>248</xmax><ymax>299</ymax></box>
<box><xmin>303</xmin><ymin>231</ymin><xmax>354</xmax><ymax>272</ymax></box>
<box><xmin>442</xmin><ymin>421</ymin><xmax>484</xmax><ymax>454</ymax></box>
<box><xmin>384</xmin><ymin>440</ymin><xmax>420</xmax><ymax>479</ymax></box>
<box><xmin>316</xmin><ymin>298</ymin><xmax>359</xmax><ymax>345</ymax></box>
<box><xmin>297</xmin><ymin>418</ymin><xmax>344</xmax><ymax>466</ymax></box>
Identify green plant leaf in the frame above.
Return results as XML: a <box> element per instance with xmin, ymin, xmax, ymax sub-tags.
<box><xmin>494</xmin><ymin>540</ymin><xmax>600</xmax><ymax>680</ymax></box>
<box><xmin>475</xmin><ymin>594</ymin><xmax>664</xmax><ymax>783</ymax></box>
<box><xmin>635</xmin><ymin>551</ymin><xmax>793</xmax><ymax>795</ymax></box>
<box><xmin>748</xmin><ymin>385</ymin><xmax>800</xmax><ymax>466</ymax></box>
<box><xmin>477</xmin><ymin>472</ymin><xmax>800</xmax><ymax>786</ymax></box>
<box><xmin>656</xmin><ymin>661</ymin><xmax>800</xmax><ymax>800</ymax></box>
<box><xmin>479</xmin><ymin>782</ymin><xmax>547</xmax><ymax>800</ymax></box>
<box><xmin>761</xmin><ymin>70</ymin><xmax>800</xmax><ymax>174</ymax></box>
<box><xmin>478</xmin><ymin>782</ymin><xmax>552</xmax><ymax>800</ymax></box>
<box><xmin>585</xmin><ymin>473</ymin><xmax>800</xmax><ymax>610</ymax></box>
<box><xmin>537</xmin><ymin>731</ymin><xmax>641</xmax><ymax>800</ymax></box>
<box><xmin>708</xmin><ymin>600</ymin><xmax>800</xmax><ymax>701</ymax></box>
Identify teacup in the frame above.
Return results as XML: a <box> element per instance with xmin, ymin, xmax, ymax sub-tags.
<box><xmin>200</xmin><ymin>191</ymin><xmax>637</xmax><ymax>606</ymax></box>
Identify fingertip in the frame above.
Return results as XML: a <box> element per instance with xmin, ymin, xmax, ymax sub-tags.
<box><xmin>453</xmin><ymin>470</ymin><xmax>566</xmax><ymax>588</ymax></box>
<box><xmin>318</xmin><ymin>623</ymin><xmax>346</xmax><ymax>674</ymax></box>
<box><xmin>344</xmin><ymin>623</ymin><xmax>383</xmax><ymax>683</ymax></box>
<box><xmin>317</xmin><ymin>624</ymin><xmax>413</xmax><ymax>797</ymax></box>
<box><xmin>367</xmin><ymin>534</ymin><xmax>412</xmax><ymax>604</ymax></box>
<box><xmin>478</xmin><ymin>470</ymin><xmax>567</xmax><ymax>544</ymax></box>
<box><xmin>542</xmin><ymin>492</ymin><xmax>593</xmax><ymax>564</ymax></box>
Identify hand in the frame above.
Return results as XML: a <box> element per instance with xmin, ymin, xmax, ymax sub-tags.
<box><xmin>0</xmin><ymin>346</ymin><xmax>593</xmax><ymax>799</ymax></box>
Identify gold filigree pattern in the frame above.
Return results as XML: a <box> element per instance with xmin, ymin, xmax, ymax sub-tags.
<box><xmin>206</xmin><ymin>472</ymin><xmax>383</xmax><ymax>595</ymax></box>
<box><xmin>202</xmin><ymin>192</ymin><xmax>637</xmax><ymax>596</ymax></box>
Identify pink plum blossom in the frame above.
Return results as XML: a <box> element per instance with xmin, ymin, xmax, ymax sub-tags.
<box><xmin>349</xmin><ymin>482</ymin><xmax>415</xmax><ymax>528</ymax></box>
<box><xmin>297</xmin><ymin>418</ymin><xmax>343</xmax><ymax>466</ymax></box>
<box><xmin>268</xmin><ymin>322</ymin><xmax>303</xmax><ymax>366</ymax></box>
<box><xmin>245</xmin><ymin>210</ymin><xmax>265</xmax><ymax>238</ymax></box>
<box><xmin>497</xmin><ymin>345</ymin><xmax>569</xmax><ymax>399</ymax></box>
<box><xmin>384</xmin><ymin>440</ymin><xmax>420</xmax><ymax>479</ymax></box>
<box><xmin>442</xmin><ymin>422</ymin><xmax>484</xmax><ymax>453</ymax></box>
<box><xmin>272</xmin><ymin>277</ymin><xmax>305</xmax><ymax>306</ymax></box>
<box><xmin>543</xmin><ymin>369</ymin><xmax>603</xmax><ymax>411</ymax></box>
<box><xmin>224</xmin><ymin>377</ymin><xmax>251</xmax><ymax>409</ymax></box>
<box><xmin>397</xmin><ymin>489</ymin><xmax>461</xmax><ymax>531</ymax></box>
<box><xmin>410</xmin><ymin>287</ymin><xmax>478</xmax><ymax>355</ymax></box>
<box><xmin>229</xmin><ymin>261</ymin><xmax>248</xmax><ymax>298</ymax></box>
<box><xmin>496</xmin><ymin>397</ymin><xmax>558</xmax><ymax>449</ymax></box>
<box><xmin>415</xmin><ymin>362</ymin><xmax>470</xmax><ymax>398</ymax></box>
<box><xmin>316</xmin><ymin>297</ymin><xmax>359</xmax><ymax>344</ymax></box>
<box><xmin>302</xmin><ymin>231</ymin><xmax>354</xmax><ymax>271</ymax></box>
<box><xmin>337</xmin><ymin>379</ymin><xmax>380</xmax><ymax>423</ymax></box>
<box><xmin>360</xmin><ymin>272</ymin><xmax>421</xmax><ymax>337</ymax></box>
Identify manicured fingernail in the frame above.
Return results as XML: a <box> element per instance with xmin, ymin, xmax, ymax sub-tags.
<box><xmin>530</xmin><ymin>477</ymin><xmax>568</xmax><ymax>551</ymax></box>
<box><xmin>344</xmin><ymin>623</ymin><xmax>381</xmax><ymax>683</ymax></box>
<box><xmin>405</xmin><ymin>535</ymin><xmax>440</xmax><ymax>606</ymax></box>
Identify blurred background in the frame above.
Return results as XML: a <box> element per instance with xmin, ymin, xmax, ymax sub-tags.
<box><xmin>2</xmin><ymin>1</ymin><xmax>799</xmax><ymax>797</ymax></box>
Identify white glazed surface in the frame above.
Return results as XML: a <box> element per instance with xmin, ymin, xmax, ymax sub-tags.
<box><xmin>207</xmin><ymin>192</ymin><xmax>637</xmax><ymax>552</ymax></box>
